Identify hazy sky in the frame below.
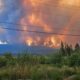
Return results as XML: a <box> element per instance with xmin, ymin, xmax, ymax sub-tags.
<box><xmin>0</xmin><ymin>0</ymin><xmax>80</xmax><ymax>47</ymax></box>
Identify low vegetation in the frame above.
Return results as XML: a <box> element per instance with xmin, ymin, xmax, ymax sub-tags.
<box><xmin>0</xmin><ymin>42</ymin><xmax>80</xmax><ymax>80</ymax></box>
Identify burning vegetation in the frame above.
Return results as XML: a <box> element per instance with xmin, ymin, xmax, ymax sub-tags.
<box><xmin>19</xmin><ymin>0</ymin><xmax>80</xmax><ymax>48</ymax></box>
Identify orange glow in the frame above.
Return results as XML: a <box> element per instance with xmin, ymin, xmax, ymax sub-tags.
<box><xmin>59</xmin><ymin>0</ymin><xmax>80</xmax><ymax>7</ymax></box>
<box><xmin>30</xmin><ymin>0</ymin><xmax>42</xmax><ymax>7</ymax></box>
<box><xmin>51</xmin><ymin>37</ymin><xmax>57</xmax><ymax>47</ymax></box>
<box><xmin>43</xmin><ymin>36</ymin><xmax>60</xmax><ymax>48</ymax></box>
<box><xmin>23</xmin><ymin>0</ymin><xmax>46</xmax><ymax>8</ymax></box>
<box><xmin>26</xmin><ymin>37</ymin><xmax>33</xmax><ymax>46</ymax></box>
<box><xmin>60</xmin><ymin>11</ymin><xmax>79</xmax><ymax>43</ymax></box>
<box><xmin>20</xmin><ymin>0</ymin><xmax>80</xmax><ymax>48</ymax></box>
<box><xmin>28</xmin><ymin>13</ymin><xmax>52</xmax><ymax>32</ymax></box>
<box><xmin>20</xmin><ymin>0</ymin><xmax>62</xmax><ymax>48</ymax></box>
<box><xmin>25</xmin><ymin>37</ymin><xmax>40</xmax><ymax>46</ymax></box>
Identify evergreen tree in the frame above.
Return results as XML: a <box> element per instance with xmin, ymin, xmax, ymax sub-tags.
<box><xmin>75</xmin><ymin>43</ymin><xmax>80</xmax><ymax>52</ymax></box>
<box><xmin>65</xmin><ymin>44</ymin><xmax>72</xmax><ymax>56</ymax></box>
<box><xmin>60</xmin><ymin>41</ymin><xmax>65</xmax><ymax>56</ymax></box>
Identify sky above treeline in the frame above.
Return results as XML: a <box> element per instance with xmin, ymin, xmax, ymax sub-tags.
<box><xmin>0</xmin><ymin>0</ymin><xmax>80</xmax><ymax>47</ymax></box>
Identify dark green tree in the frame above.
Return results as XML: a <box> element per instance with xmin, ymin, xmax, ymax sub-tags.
<box><xmin>65</xmin><ymin>44</ymin><xmax>73</xmax><ymax>56</ymax></box>
<box><xmin>75</xmin><ymin>43</ymin><xmax>80</xmax><ymax>52</ymax></box>
<box><xmin>60</xmin><ymin>41</ymin><xmax>65</xmax><ymax>56</ymax></box>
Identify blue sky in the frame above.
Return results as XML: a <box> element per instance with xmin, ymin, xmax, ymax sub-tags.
<box><xmin>0</xmin><ymin>0</ymin><xmax>23</xmax><ymax>43</ymax></box>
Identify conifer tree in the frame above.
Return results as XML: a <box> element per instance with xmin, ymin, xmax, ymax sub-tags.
<box><xmin>60</xmin><ymin>41</ymin><xmax>65</xmax><ymax>56</ymax></box>
<box><xmin>75</xmin><ymin>43</ymin><xmax>80</xmax><ymax>52</ymax></box>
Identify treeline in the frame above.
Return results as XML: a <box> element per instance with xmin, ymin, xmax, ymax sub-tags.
<box><xmin>60</xmin><ymin>42</ymin><xmax>80</xmax><ymax>56</ymax></box>
<box><xmin>0</xmin><ymin>42</ymin><xmax>80</xmax><ymax>79</ymax></box>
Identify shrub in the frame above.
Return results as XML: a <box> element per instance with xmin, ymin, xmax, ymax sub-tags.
<box><xmin>49</xmin><ymin>53</ymin><xmax>63</xmax><ymax>67</ymax></box>
<box><xmin>0</xmin><ymin>57</ymin><xmax>7</xmax><ymax>67</ymax></box>
<box><xmin>62</xmin><ymin>66</ymin><xmax>76</xmax><ymax>78</ymax></box>
<box><xmin>31</xmin><ymin>66</ymin><xmax>63</xmax><ymax>80</ymax></box>
<box><xmin>68</xmin><ymin>53</ymin><xmax>80</xmax><ymax>67</ymax></box>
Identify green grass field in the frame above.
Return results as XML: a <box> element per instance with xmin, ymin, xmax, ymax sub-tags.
<box><xmin>0</xmin><ymin>43</ymin><xmax>80</xmax><ymax>80</ymax></box>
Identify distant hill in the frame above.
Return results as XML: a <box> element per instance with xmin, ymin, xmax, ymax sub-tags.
<box><xmin>0</xmin><ymin>44</ymin><xmax>58</xmax><ymax>55</ymax></box>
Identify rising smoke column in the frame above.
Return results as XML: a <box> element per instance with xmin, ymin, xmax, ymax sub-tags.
<box><xmin>20</xmin><ymin>0</ymin><xmax>61</xmax><ymax>47</ymax></box>
<box><xmin>20</xmin><ymin>0</ymin><xmax>80</xmax><ymax>47</ymax></box>
<box><xmin>0</xmin><ymin>0</ymin><xmax>80</xmax><ymax>47</ymax></box>
<box><xmin>58</xmin><ymin>0</ymin><xmax>80</xmax><ymax>45</ymax></box>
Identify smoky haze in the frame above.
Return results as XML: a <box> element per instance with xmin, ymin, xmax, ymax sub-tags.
<box><xmin>0</xmin><ymin>0</ymin><xmax>80</xmax><ymax>48</ymax></box>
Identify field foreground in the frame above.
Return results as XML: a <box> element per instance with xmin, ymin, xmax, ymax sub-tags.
<box><xmin>0</xmin><ymin>52</ymin><xmax>80</xmax><ymax>80</ymax></box>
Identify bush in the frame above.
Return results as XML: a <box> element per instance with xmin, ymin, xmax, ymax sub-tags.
<box><xmin>63</xmin><ymin>68</ymin><xmax>76</xmax><ymax>77</ymax></box>
<box><xmin>47</xmin><ymin>68</ymin><xmax>63</xmax><ymax>80</ymax></box>
<box><xmin>31</xmin><ymin>66</ymin><xmax>63</xmax><ymax>80</ymax></box>
<box><xmin>0</xmin><ymin>57</ymin><xmax>7</xmax><ymax>67</ymax></box>
<box><xmin>49</xmin><ymin>53</ymin><xmax>63</xmax><ymax>67</ymax></box>
<box><xmin>68</xmin><ymin>53</ymin><xmax>80</xmax><ymax>67</ymax></box>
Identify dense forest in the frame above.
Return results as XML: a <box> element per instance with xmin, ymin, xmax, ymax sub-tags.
<box><xmin>0</xmin><ymin>42</ymin><xmax>80</xmax><ymax>80</ymax></box>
